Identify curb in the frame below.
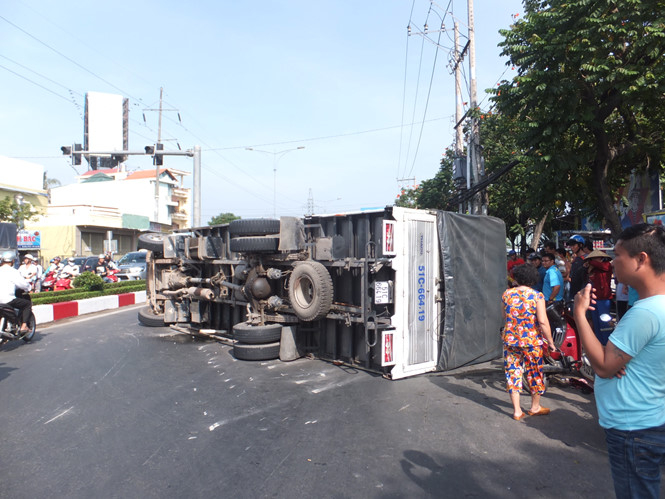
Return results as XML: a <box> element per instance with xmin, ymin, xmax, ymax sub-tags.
<box><xmin>33</xmin><ymin>290</ymin><xmax>147</xmax><ymax>325</ymax></box>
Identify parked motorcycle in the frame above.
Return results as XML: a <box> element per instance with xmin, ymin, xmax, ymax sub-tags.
<box><xmin>0</xmin><ymin>294</ymin><xmax>36</xmax><ymax>345</ymax></box>
<box><xmin>523</xmin><ymin>302</ymin><xmax>599</xmax><ymax>393</ymax></box>
<box><xmin>545</xmin><ymin>303</ymin><xmax>597</xmax><ymax>386</ymax></box>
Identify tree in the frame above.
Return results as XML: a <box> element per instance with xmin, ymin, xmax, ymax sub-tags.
<box><xmin>492</xmin><ymin>0</ymin><xmax>665</xmax><ymax>238</ymax></box>
<box><xmin>208</xmin><ymin>212</ymin><xmax>240</xmax><ymax>226</ymax></box>
<box><xmin>0</xmin><ymin>196</ymin><xmax>39</xmax><ymax>225</ymax></box>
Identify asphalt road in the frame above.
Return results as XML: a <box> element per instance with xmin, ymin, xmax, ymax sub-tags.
<box><xmin>0</xmin><ymin>306</ymin><xmax>635</xmax><ymax>498</ymax></box>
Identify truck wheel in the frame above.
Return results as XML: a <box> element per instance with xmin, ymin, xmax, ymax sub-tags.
<box><xmin>230</xmin><ymin>237</ymin><xmax>279</xmax><ymax>253</ymax></box>
<box><xmin>138</xmin><ymin>306</ymin><xmax>165</xmax><ymax>327</ymax></box>
<box><xmin>288</xmin><ymin>261</ymin><xmax>333</xmax><ymax>322</ymax></box>
<box><xmin>233</xmin><ymin>323</ymin><xmax>282</xmax><ymax>344</ymax></box>
<box><xmin>233</xmin><ymin>341</ymin><xmax>280</xmax><ymax>361</ymax></box>
<box><xmin>138</xmin><ymin>233</ymin><xmax>167</xmax><ymax>254</ymax></box>
<box><xmin>229</xmin><ymin>219</ymin><xmax>280</xmax><ymax>237</ymax></box>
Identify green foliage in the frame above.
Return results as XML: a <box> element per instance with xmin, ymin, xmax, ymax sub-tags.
<box><xmin>31</xmin><ymin>280</ymin><xmax>145</xmax><ymax>305</ymax></box>
<box><xmin>491</xmin><ymin>0</ymin><xmax>665</xmax><ymax>237</ymax></box>
<box><xmin>0</xmin><ymin>197</ymin><xmax>39</xmax><ymax>224</ymax></box>
<box><xmin>208</xmin><ymin>212</ymin><xmax>240</xmax><ymax>225</ymax></box>
<box><xmin>72</xmin><ymin>271</ymin><xmax>104</xmax><ymax>291</ymax></box>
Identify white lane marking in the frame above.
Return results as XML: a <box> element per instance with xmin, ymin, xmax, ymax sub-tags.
<box><xmin>44</xmin><ymin>406</ymin><xmax>74</xmax><ymax>425</ymax></box>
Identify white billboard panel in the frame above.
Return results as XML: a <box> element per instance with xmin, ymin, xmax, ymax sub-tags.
<box><xmin>85</xmin><ymin>91</ymin><xmax>124</xmax><ymax>155</ymax></box>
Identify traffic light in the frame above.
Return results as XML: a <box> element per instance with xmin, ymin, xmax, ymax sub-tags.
<box><xmin>73</xmin><ymin>143</ymin><xmax>82</xmax><ymax>165</ymax></box>
<box><xmin>145</xmin><ymin>144</ymin><xmax>163</xmax><ymax>166</ymax></box>
<box><xmin>61</xmin><ymin>144</ymin><xmax>82</xmax><ymax>165</ymax></box>
<box><xmin>155</xmin><ymin>143</ymin><xmax>163</xmax><ymax>166</ymax></box>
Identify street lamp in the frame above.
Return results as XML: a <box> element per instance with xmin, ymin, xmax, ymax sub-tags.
<box><xmin>245</xmin><ymin>146</ymin><xmax>305</xmax><ymax>218</ymax></box>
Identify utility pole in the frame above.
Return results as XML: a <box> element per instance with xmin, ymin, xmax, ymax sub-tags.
<box><xmin>192</xmin><ymin>145</ymin><xmax>201</xmax><ymax>227</ymax></box>
<box><xmin>467</xmin><ymin>0</ymin><xmax>486</xmax><ymax>215</ymax></box>
<box><xmin>454</xmin><ymin>21</ymin><xmax>467</xmax><ymax>214</ymax></box>
<box><xmin>155</xmin><ymin>87</ymin><xmax>163</xmax><ymax>224</ymax></box>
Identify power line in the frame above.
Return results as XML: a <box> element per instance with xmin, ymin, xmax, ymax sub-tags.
<box><xmin>0</xmin><ymin>14</ymin><xmax>145</xmax><ymax>106</ymax></box>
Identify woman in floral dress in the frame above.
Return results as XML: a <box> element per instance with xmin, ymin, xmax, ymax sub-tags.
<box><xmin>502</xmin><ymin>264</ymin><xmax>556</xmax><ymax>420</ymax></box>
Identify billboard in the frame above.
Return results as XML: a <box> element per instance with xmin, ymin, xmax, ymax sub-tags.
<box><xmin>84</xmin><ymin>91</ymin><xmax>129</xmax><ymax>169</ymax></box>
<box><xmin>17</xmin><ymin>230</ymin><xmax>41</xmax><ymax>250</ymax></box>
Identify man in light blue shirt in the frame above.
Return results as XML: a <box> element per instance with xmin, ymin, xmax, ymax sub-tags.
<box><xmin>575</xmin><ymin>224</ymin><xmax>665</xmax><ymax>499</ymax></box>
<box><xmin>541</xmin><ymin>252</ymin><xmax>564</xmax><ymax>304</ymax></box>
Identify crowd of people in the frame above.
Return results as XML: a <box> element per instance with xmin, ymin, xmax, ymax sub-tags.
<box><xmin>503</xmin><ymin>224</ymin><xmax>665</xmax><ymax>498</ymax></box>
<box><xmin>6</xmin><ymin>252</ymin><xmax>119</xmax><ymax>293</ymax></box>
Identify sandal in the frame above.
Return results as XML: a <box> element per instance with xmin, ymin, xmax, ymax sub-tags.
<box><xmin>512</xmin><ymin>413</ymin><xmax>527</xmax><ymax>421</ymax></box>
<box><xmin>527</xmin><ymin>407</ymin><xmax>550</xmax><ymax>416</ymax></box>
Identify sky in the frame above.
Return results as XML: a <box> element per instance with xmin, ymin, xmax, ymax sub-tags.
<box><xmin>1</xmin><ymin>0</ymin><xmax>524</xmax><ymax>223</ymax></box>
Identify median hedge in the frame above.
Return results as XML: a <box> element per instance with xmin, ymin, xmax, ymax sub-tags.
<box><xmin>31</xmin><ymin>280</ymin><xmax>146</xmax><ymax>305</ymax></box>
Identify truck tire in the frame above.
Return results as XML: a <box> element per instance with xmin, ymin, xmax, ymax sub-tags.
<box><xmin>230</xmin><ymin>236</ymin><xmax>279</xmax><ymax>253</ymax></box>
<box><xmin>138</xmin><ymin>306</ymin><xmax>166</xmax><ymax>327</ymax></box>
<box><xmin>229</xmin><ymin>219</ymin><xmax>280</xmax><ymax>237</ymax></box>
<box><xmin>233</xmin><ymin>341</ymin><xmax>281</xmax><ymax>361</ymax></box>
<box><xmin>233</xmin><ymin>323</ymin><xmax>282</xmax><ymax>344</ymax></box>
<box><xmin>288</xmin><ymin>261</ymin><xmax>333</xmax><ymax>322</ymax></box>
<box><xmin>138</xmin><ymin>233</ymin><xmax>167</xmax><ymax>254</ymax></box>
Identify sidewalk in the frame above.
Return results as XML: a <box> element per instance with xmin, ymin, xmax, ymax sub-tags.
<box><xmin>33</xmin><ymin>290</ymin><xmax>146</xmax><ymax>325</ymax></box>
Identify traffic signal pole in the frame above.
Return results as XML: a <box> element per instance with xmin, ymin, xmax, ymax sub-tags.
<box><xmin>60</xmin><ymin>145</ymin><xmax>200</xmax><ymax>229</ymax></box>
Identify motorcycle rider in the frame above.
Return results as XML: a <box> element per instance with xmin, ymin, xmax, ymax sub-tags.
<box><xmin>93</xmin><ymin>254</ymin><xmax>112</xmax><ymax>283</ymax></box>
<box><xmin>104</xmin><ymin>253</ymin><xmax>118</xmax><ymax>271</ymax></box>
<box><xmin>59</xmin><ymin>257</ymin><xmax>80</xmax><ymax>279</ymax></box>
<box><xmin>0</xmin><ymin>250</ymin><xmax>32</xmax><ymax>334</ymax></box>
<box><xmin>44</xmin><ymin>256</ymin><xmax>63</xmax><ymax>276</ymax></box>
<box><xmin>18</xmin><ymin>254</ymin><xmax>38</xmax><ymax>292</ymax></box>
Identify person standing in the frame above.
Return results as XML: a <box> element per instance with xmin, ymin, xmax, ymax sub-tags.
<box><xmin>502</xmin><ymin>264</ymin><xmax>556</xmax><ymax>420</ymax></box>
<box><xmin>574</xmin><ymin>223</ymin><xmax>665</xmax><ymax>498</ymax></box>
<box><xmin>584</xmin><ymin>249</ymin><xmax>614</xmax><ymax>345</ymax></box>
<box><xmin>541</xmin><ymin>253</ymin><xmax>564</xmax><ymax>304</ymax></box>
<box><xmin>567</xmin><ymin>235</ymin><xmax>587</xmax><ymax>299</ymax></box>
<box><xmin>507</xmin><ymin>250</ymin><xmax>525</xmax><ymax>275</ymax></box>
<box><xmin>615</xmin><ymin>281</ymin><xmax>629</xmax><ymax>320</ymax></box>
<box><xmin>527</xmin><ymin>253</ymin><xmax>546</xmax><ymax>292</ymax></box>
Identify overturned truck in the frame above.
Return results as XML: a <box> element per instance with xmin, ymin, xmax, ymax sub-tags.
<box><xmin>139</xmin><ymin>207</ymin><xmax>507</xmax><ymax>379</ymax></box>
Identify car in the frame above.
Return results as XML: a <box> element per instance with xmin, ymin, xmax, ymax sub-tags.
<box><xmin>116</xmin><ymin>251</ymin><xmax>147</xmax><ymax>281</ymax></box>
<box><xmin>72</xmin><ymin>256</ymin><xmax>89</xmax><ymax>268</ymax></box>
<box><xmin>81</xmin><ymin>256</ymin><xmax>100</xmax><ymax>273</ymax></box>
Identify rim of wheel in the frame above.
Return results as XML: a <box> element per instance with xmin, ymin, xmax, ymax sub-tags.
<box><xmin>292</xmin><ymin>275</ymin><xmax>315</xmax><ymax>309</ymax></box>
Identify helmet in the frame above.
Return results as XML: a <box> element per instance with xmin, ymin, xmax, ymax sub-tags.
<box><xmin>567</xmin><ymin>234</ymin><xmax>585</xmax><ymax>245</ymax></box>
<box><xmin>98</xmin><ymin>254</ymin><xmax>105</xmax><ymax>259</ymax></box>
<box><xmin>1</xmin><ymin>250</ymin><xmax>16</xmax><ymax>263</ymax></box>
<box><xmin>68</xmin><ymin>257</ymin><xmax>75</xmax><ymax>263</ymax></box>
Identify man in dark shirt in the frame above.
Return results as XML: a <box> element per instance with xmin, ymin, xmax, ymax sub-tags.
<box><xmin>567</xmin><ymin>235</ymin><xmax>587</xmax><ymax>300</ymax></box>
<box><xmin>93</xmin><ymin>254</ymin><xmax>112</xmax><ymax>283</ymax></box>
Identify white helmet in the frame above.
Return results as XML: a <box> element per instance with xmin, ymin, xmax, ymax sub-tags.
<box><xmin>1</xmin><ymin>250</ymin><xmax>16</xmax><ymax>263</ymax></box>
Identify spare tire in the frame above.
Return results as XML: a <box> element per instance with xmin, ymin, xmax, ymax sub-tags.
<box><xmin>233</xmin><ymin>323</ymin><xmax>282</xmax><ymax>344</ymax></box>
<box><xmin>233</xmin><ymin>341</ymin><xmax>281</xmax><ymax>361</ymax></box>
<box><xmin>230</xmin><ymin>236</ymin><xmax>279</xmax><ymax>253</ymax></box>
<box><xmin>288</xmin><ymin>261</ymin><xmax>333</xmax><ymax>322</ymax></box>
<box><xmin>229</xmin><ymin>219</ymin><xmax>280</xmax><ymax>237</ymax></box>
<box><xmin>138</xmin><ymin>233</ymin><xmax>168</xmax><ymax>254</ymax></box>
